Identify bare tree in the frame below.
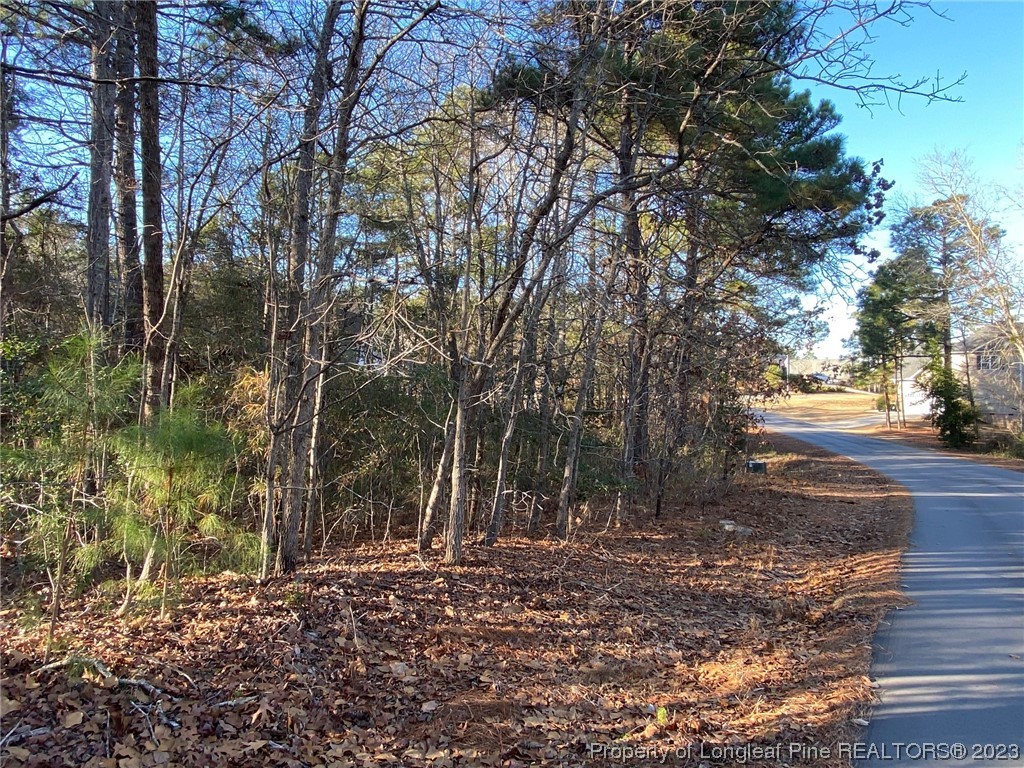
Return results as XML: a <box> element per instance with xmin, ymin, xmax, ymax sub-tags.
<box><xmin>262</xmin><ymin>0</ymin><xmax>442</xmax><ymax>576</ymax></box>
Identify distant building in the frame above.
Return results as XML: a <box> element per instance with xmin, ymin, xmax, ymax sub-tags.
<box><xmin>784</xmin><ymin>357</ymin><xmax>854</xmax><ymax>386</ymax></box>
<box><xmin>898</xmin><ymin>328</ymin><xmax>1023</xmax><ymax>427</ymax></box>
<box><xmin>895</xmin><ymin>356</ymin><xmax>931</xmax><ymax>419</ymax></box>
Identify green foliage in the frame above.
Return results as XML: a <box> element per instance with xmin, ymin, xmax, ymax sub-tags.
<box><xmin>1</xmin><ymin>208</ymin><xmax>85</xmax><ymax>340</ymax></box>
<box><xmin>1008</xmin><ymin>437</ymin><xmax>1024</xmax><ymax>460</ymax></box>
<box><xmin>112</xmin><ymin>385</ymin><xmax>239</xmax><ymax>579</ymax></box>
<box><xmin>2</xmin><ymin>331</ymin><xmax>139</xmax><ymax>450</ymax></box>
<box><xmin>923</xmin><ymin>355</ymin><xmax>978</xmax><ymax>448</ymax></box>
<box><xmin>575</xmin><ymin>436</ymin><xmax>631</xmax><ymax>501</ymax></box>
<box><xmin>40</xmin><ymin>332</ymin><xmax>141</xmax><ymax>432</ymax></box>
<box><xmin>179</xmin><ymin>220</ymin><xmax>267</xmax><ymax>379</ymax></box>
<box><xmin>2</xmin><ymin>0</ymin><xmax>970</xmax><ymax>593</ymax></box>
<box><xmin>855</xmin><ymin>253</ymin><xmax>940</xmax><ymax>363</ymax></box>
<box><xmin>764</xmin><ymin>364</ymin><xmax>783</xmax><ymax>390</ymax></box>
<box><xmin>1</xmin><ymin>336</ymin><xmax>46</xmax><ymax>444</ymax></box>
<box><xmin>115</xmin><ymin>392</ymin><xmax>235</xmax><ymax>519</ymax></box>
<box><xmin>1</xmin><ymin>331</ymin><xmax>139</xmax><ymax>584</ymax></box>
<box><xmin>788</xmin><ymin>374</ymin><xmax>819</xmax><ymax>394</ymax></box>
<box><xmin>875</xmin><ymin>395</ymin><xmax>896</xmax><ymax>413</ymax></box>
<box><xmin>323</xmin><ymin>365</ymin><xmax>450</xmax><ymax>525</ymax></box>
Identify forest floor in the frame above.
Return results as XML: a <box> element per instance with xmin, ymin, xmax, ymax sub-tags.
<box><xmin>1</xmin><ymin>435</ymin><xmax>913</xmax><ymax>768</ymax></box>
<box><xmin>771</xmin><ymin>389</ymin><xmax>1024</xmax><ymax>472</ymax></box>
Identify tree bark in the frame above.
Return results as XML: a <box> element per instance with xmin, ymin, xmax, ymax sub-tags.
<box><xmin>0</xmin><ymin>33</ymin><xmax>13</xmax><ymax>331</ymax></box>
<box><xmin>303</xmin><ymin>330</ymin><xmax>328</xmax><ymax>559</ymax></box>
<box><xmin>418</xmin><ymin>410</ymin><xmax>456</xmax><ymax>551</ymax></box>
<box><xmin>614</xmin><ymin>97</ymin><xmax>649</xmax><ymax>524</ymax></box>
<box><xmin>444</xmin><ymin>366</ymin><xmax>480</xmax><ymax>564</ymax></box>
<box><xmin>273</xmin><ymin>0</ymin><xmax>343</xmax><ymax>576</ymax></box>
<box><xmin>87</xmin><ymin>0</ymin><xmax>115</xmax><ymax>328</ymax></box>
<box><xmin>882</xmin><ymin>356</ymin><xmax>893</xmax><ymax>430</ymax></box>
<box><xmin>441</xmin><ymin>96</ymin><xmax>584</xmax><ymax>564</ymax></box>
<box><xmin>556</xmin><ymin>260</ymin><xmax>614</xmax><ymax>539</ymax></box>
<box><xmin>485</xmin><ymin>318</ymin><xmax>537</xmax><ymax>546</ymax></box>
<box><xmin>136</xmin><ymin>0</ymin><xmax>166</xmax><ymax>419</ymax></box>
<box><xmin>528</xmin><ymin>313</ymin><xmax>557</xmax><ymax>534</ymax></box>
<box><xmin>113</xmin><ymin>0</ymin><xmax>143</xmax><ymax>353</ymax></box>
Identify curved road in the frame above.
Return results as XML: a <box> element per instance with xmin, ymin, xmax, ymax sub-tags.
<box><xmin>764</xmin><ymin>414</ymin><xmax>1024</xmax><ymax>768</ymax></box>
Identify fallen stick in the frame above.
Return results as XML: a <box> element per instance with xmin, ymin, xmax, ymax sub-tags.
<box><xmin>33</xmin><ymin>655</ymin><xmax>177</xmax><ymax>700</ymax></box>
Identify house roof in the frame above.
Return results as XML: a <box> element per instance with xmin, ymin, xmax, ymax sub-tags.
<box><xmin>961</xmin><ymin>323</ymin><xmax>1024</xmax><ymax>354</ymax></box>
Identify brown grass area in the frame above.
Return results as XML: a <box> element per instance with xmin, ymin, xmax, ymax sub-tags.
<box><xmin>771</xmin><ymin>391</ymin><xmax>880</xmax><ymax>422</ymax></box>
<box><xmin>1</xmin><ymin>439</ymin><xmax>911</xmax><ymax>767</ymax></box>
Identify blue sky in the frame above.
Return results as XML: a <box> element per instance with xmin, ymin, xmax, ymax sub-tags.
<box><xmin>801</xmin><ymin>0</ymin><xmax>1024</xmax><ymax>357</ymax></box>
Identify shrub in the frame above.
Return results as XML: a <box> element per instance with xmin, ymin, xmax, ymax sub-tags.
<box><xmin>923</xmin><ymin>360</ymin><xmax>978</xmax><ymax>449</ymax></box>
<box><xmin>1011</xmin><ymin>437</ymin><xmax>1024</xmax><ymax>460</ymax></box>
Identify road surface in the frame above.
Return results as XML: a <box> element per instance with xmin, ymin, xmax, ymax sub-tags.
<box><xmin>764</xmin><ymin>414</ymin><xmax>1024</xmax><ymax>768</ymax></box>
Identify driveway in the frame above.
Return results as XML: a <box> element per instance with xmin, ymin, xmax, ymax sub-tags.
<box><xmin>763</xmin><ymin>414</ymin><xmax>1024</xmax><ymax>767</ymax></box>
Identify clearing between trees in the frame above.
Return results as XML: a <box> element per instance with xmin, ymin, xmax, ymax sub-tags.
<box><xmin>1</xmin><ymin>436</ymin><xmax>910</xmax><ymax>768</ymax></box>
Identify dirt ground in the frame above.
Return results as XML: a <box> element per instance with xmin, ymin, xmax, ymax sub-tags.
<box><xmin>1</xmin><ymin>436</ymin><xmax>912</xmax><ymax>768</ymax></box>
<box><xmin>771</xmin><ymin>390</ymin><xmax>1024</xmax><ymax>473</ymax></box>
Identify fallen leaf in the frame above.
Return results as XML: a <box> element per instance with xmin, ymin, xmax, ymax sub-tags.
<box><xmin>251</xmin><ymin>698</ymin><xmax>273</xmax><ymax>725</ymax></box>
<box><xmin>0</xmin><ymin>694</ymin><xmax>21</xmax><ymax>716</ymax></box>
<box><xmin>63</xmin><ymin>710</ymin><xmax>85</xmax><ymax>727</ymax></box>
<box><xmin>6</xmin><ymin>747</ymin><xmax>31</xmax><ymax>761</ymax></box>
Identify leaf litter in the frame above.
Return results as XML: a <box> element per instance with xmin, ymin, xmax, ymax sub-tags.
<box><xmin>1</xmin><ymin>435</ymin><xmax>911</xmax><ymax>767</ymax></box>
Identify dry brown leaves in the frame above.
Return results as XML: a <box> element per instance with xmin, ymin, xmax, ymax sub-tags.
<box><xmin>1</xmin><ymin>437</ymin><xmax>911</xmax><ymax>767</ymax></box>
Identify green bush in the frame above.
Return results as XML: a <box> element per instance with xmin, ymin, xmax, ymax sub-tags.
<box><xmin>923</xmin><ymin>360</ymin><xmax>978</xmax><ymax>449</ymax></box>
<box><xmin>787</xmin><ymin>374</ymin><xmax>816</xmax><ymax>393</ymax></box>
<box><xmin>1011</xmin><ymin>437</ymin><xmax>1024</xmax><ymax>460</ymax></box>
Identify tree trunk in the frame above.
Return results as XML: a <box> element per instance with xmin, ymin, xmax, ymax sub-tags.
<box><xmin>444</xmin><ymin>366</ymin><xmax>479</xmax><ymax>564</ymax></box>
<box><xmin>277</xmin><ymin>327</ymin><xmax>318</xmax><ymax>574</ymax></box>
<box><xmin>113</xmin><ymin>0</ymin><xmax>143</xmax><ymax>353</ymax></box>
<box><xmin>556</xmin><ymin>304</ymin><xmax>606</xmax><ymax>539</ymax></box>
<box><xmin>653</xmin><ymin>456</ymin><xmax>670</xmax><ymax>519</ymax></box>
<box><xmin>273</xmin><ymin>0</ymin><xmax>343</xmax><ymax>575</ymax></box>
<box><xmin>418</xmin><ymin>411</ymin><xmax>455</xmax><ymax>551</ymax></box>
<box><xmin>528</xmin><ymin>314</ymin><xmax>557</xmax><ymax>534</ymax></box>
<box><xmin>258</xmin><ymin>124</ymin><xmax>284</xmax><ymax>581</ymax></box>
<box><xmin>896</xmin><ymin>350</ymin><xmax>907</xmax><ymax>429</ymax></box>
<box><xmin>296</xmin><ymin>0</ymin><xmax>370</xmax><ymax>562</ymax></box>
<box><xmin>615</xmin><ymin>97</ymin><xmax>649</xmax><ymax>523</ymax></box>
<box><xmin>87</xmin><ymin>0</ymin><xmax>115</xmax><ymax>329</ymax></box>
<box><xmin>0</xmin><ymin>33</ymin><xmax>13</xmax><ymax>331</ymax></box>
<box><xmin>485</xmin><ymin>325</ymin><xmax>535</xmax><ymax>546</ymax></box>
<box><xmin>882</xmin><ymin>357</ymin><xmax>893</xmax><ymax>430</ymax></box>
<box><xmin>465</xmin><ymin>404</ymin><xmax>484</xmax><ymax>533</ymax></box>
<box><xmin>136</xmin><ymin>0</ymin><xmax>166</xmax><ymax>419</ymax></box>
<box><xmin>159</xmin><ymin>41</ymin><xmax>193</xmax><ymax>411</ymax></box>
<box><xmin>303</xmin><ymin>330</ymin><xmax>328</xmax><ymax>559</ymax></box>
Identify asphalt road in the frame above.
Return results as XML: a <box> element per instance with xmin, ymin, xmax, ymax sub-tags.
<box><xmin>763</xmin><ymin>414</ymin><xmax>1024</xmax><ymax>768</ymax></box>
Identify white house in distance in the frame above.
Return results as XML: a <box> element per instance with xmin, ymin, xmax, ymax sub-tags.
<box><xmin>897</xmin><ymin>328</ymin><xmax>1023</xmax><ymax>428</ymax></box>
<box><xmin>895</xmin><ymin>356</ymin><xmax>932</xmax><ymax>419</ymax></box>
<box><xmin>784</xmin><ymin>357</ymin><xmax>854</xmax><ymax>385</ymax></box>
